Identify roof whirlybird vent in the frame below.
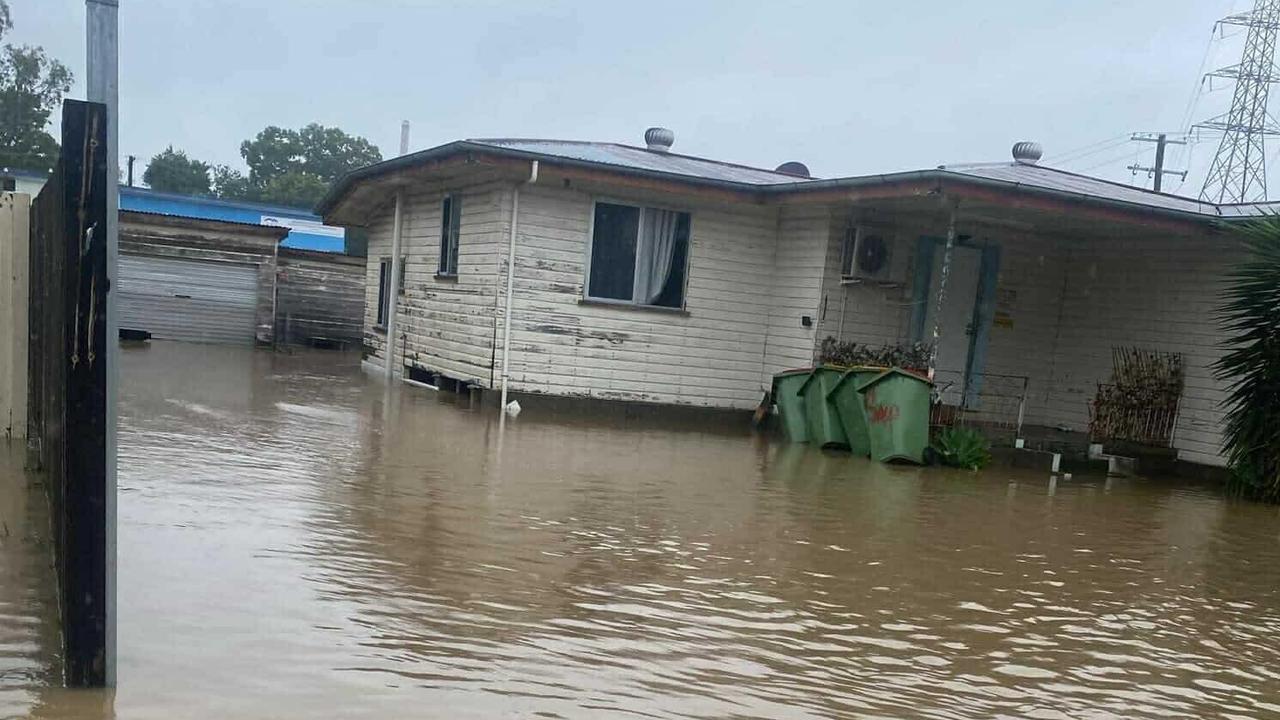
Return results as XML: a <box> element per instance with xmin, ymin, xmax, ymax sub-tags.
<box><xmin>1012</xmin><ymin>141</ymin><xmax>1043</xmax><ymax>164</ymax></box>
<box><xmin>775</xmin><ymin>161</ymin><xmax>811</xmax><ymax>177</ymax></box>
<box><xmin>644</xmin><ymin>127</ymin><xmax>674</xmax><ymax>153</ymax></box>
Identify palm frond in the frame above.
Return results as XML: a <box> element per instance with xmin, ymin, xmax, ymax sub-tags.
<box><xmin>1215</xmin><ymin>216</ymin><xmax>1280</xmax><ymax>501</ymax></box>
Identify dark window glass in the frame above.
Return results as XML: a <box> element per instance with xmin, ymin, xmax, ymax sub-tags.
<box><xmin>439</xmin><ymin>195</ymin><xmax>460</xmax><ymax>275</ymax></box>
<box><xmin>588</xmin><ymin>203</ymin><xmax>639</xmax><ymax>301</ymax></box>
<box><xmin>376</xmin><ymin>258</ymin><xmax>390</xmax><ymax>326</ymax></box>
<box><xmin>650</xmin><ymin>212</ymin><xmax>691</xmax><ymax>308</ymax></box>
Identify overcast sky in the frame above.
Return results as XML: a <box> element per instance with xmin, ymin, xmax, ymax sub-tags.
<box><xmin>16</xmin><ymin>0</ymin><xmax>1255</xmax><ymax>196</ymax></box>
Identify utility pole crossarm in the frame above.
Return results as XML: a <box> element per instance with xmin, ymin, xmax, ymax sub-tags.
<box><xmin>1129</xmin><ymin>133</ymin><xmax>1188</xmax><ymax>193</ymax></box>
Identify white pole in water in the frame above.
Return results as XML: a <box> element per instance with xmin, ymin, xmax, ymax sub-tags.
<box><xmin>382</xmin><ymin>122</ymin><xmax>411</xmax><ymax>381</ymax></box>
<box><xmin>86</xmin><ymin>0</ymin><xmax>118</xmax><ymax>687</ymax></box>
<box><xmin>384</xmin><ymin>191</ymin><xmax>404</xmax><ymax>380</ymax></box>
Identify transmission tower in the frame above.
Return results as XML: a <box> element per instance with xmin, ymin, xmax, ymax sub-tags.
<box><xmin>1198</xmin><ymin>0</ymin><xmax>1280</xmax><ymax>204</ymax></box>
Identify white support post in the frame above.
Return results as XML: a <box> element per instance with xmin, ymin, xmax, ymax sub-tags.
<box><xmin>927</xmin><ymin>203</ymin><xmax>958</xmax><ymax>383</ymax></box>
<box><xmin>384</xmin><ymin>190</ymin><xmax>404</xmax><ymax>380</ymax></box>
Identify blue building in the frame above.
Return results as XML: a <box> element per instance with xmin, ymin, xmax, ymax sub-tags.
<box><xmin>120</xmin><ymin>187</ymin><xmax>346</xmax><ymax>253</ymax></box>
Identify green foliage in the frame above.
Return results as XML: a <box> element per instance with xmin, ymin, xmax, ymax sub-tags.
<box><xmin>143</xmin><ymin>146</ymin><xmax>212</xmax><ymax>195</ymax></box>
<box><xmin>932</xmin><ymin>427</ymin><xmax>992</xmax><ymax>471</ymax></box>
<box><xmin>1215</xmin><ymin>216</ymin><xmax>1280</xmax><ymax>501</ymax></box>
<box><xmin>238</xmin><ymin>123</ymin><xmax>381</xmax><ymax>208</ymax></box>
<box><xmin>257</xmin><ymin>171</ymin><xmax>330</xmax><ymax>208</ymax></box>
<box><xmin>819</xmin><ymin>337</ymin><xmax>932</xmax><ymax>371</ymax></box>
<box><xmin>0</xmin><ymin>0</ymin><xmax>73</xmax><ymax>172</ymax></box>
<box><xmin>211</xmin><ymin>164</ymin><xmax>253</xmax><ymax>200</ymax></box>
<box><xmin>148</xmin><ymin>123</ymin><xmax>381</xmax><ymax>210</ymax></box>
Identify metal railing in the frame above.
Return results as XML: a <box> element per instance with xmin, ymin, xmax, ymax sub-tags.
<box><xmin>930</xmin><ymin>371</ymin><xmax>1030</xmax><ymax>444</ymax></box>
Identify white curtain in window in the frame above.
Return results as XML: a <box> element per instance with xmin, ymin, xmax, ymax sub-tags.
<box><xmin>635</xmin><ymin>208</ymin><xmax>680</xmax><ymax>304</ymax></box>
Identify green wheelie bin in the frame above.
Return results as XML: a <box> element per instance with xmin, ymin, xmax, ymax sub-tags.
<box><xmin>856</xmin><ymin>368</ymin><xmax>932</xmax><ymax>464</ymax></box>
<box><xmin>826</xmin><ymin>367</ymin><xmax>882</xmax><ymax>456</ymax></box>
<box><xmin>771</xmin><ymin>369</ymin><xmax>812</xmax><ymax>443</ymax></box>
<box><xmin>798</xmin><ymin>366</ymin><xmax>849</xmax><ymax>450</ymax></box>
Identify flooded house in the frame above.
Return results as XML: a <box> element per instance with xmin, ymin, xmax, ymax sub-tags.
<box><xmin>317</xmin><ymin>129</ymin><xmax>1264</xmax><ymax>468</ymax></box>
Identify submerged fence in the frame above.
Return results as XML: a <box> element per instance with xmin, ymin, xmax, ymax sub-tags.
<box><xmin>27</xmin><ymin>99</ymin><xmax>110</xmax><ymax>687</ymax></box>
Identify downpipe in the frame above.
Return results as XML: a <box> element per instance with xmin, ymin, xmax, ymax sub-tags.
<box><xmin>499</xmin><ymin>161</ymin><xmax>539</xmax><ymax>413</ymax></box>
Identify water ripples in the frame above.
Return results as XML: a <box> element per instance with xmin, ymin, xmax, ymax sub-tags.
<box><xmin>6</xmin><ymin>342</ymin><xmax>1280</xmax><ymax>718</ymax></box>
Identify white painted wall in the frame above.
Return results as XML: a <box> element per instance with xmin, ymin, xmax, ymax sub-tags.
<box><xmin>361</xmin><ymin>177</ymin><xmax>838</xmax><ymax>409</ymax></box>
<box><xmin>761</xmin><ymin>206</ymin><xmax>830</xmax><ymax>382</ymax></box>
<box><xmin>1043</xmin><ymin>233</ymin><xmax>1240</xmax><ymax>466</ymax></box>
<box><xmin>504</xmin><ymin>183</ymin><xmax>786</xmax><ymax>408</ymax></box>
<box><xmin>815</xmin><ymin>220</ymin><xmax>1237</xmax><ymax>466</ymax></box>
<box><xmin>0</xmin><ymin>193</ymin><xmax>30</xmax><ymax>438</ymax></box>
<box><xmin>363</xmin><ymin>179</ymin><xmax>508</xmax><ymax>383</ymax></box>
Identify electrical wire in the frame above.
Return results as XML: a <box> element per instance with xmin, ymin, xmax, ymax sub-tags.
<box><xmin>1044</xmin><ymin>134</ymin><xmax>1131</xmax><ymax>165</ymax></box>
<box><xmin>1076</xmin><ymin>149</ymin><xmax>1149</xmax><ymax>175</ymax></box>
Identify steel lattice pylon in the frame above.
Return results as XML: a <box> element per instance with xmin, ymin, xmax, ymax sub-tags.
<box><xmin>1199</xmin><ymin>0</ymin><xmax>1280</xmax><ymax>204</ymax></box>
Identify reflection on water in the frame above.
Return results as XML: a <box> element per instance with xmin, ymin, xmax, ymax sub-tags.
<box><xmin>5</xmin><ymin>340</ymin><xmax>1280</xmax><ymax>718</ymax></box>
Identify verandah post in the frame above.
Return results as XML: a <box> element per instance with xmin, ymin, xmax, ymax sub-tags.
<box><xmin>927</xmin><ymin>201</ymin><xmax>959</xmax><ymax>383</ymax></box>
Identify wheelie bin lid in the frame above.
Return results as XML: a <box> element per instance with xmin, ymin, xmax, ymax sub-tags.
<box><xmin>773</xmin><ymin>368</ymin><xmax>813</xmax><ymax>379</ymax></box>
<box><xmin>825</xmin><ymin>366</ymin><xmax>888</xmax><ymax>400</ymax></box>
<box><xmin>855</xmin><ymin>367</ymin><xmax>933</xmax><ymax>394</ymax></box>
<box><xmin>797</xmin><ymin>365</ymin><xmax>848</xmax><ymax>396</ymax></box>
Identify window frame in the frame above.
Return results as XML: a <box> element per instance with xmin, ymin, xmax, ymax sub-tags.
<box><xmin>840</xmin><ymin>225</ymin><xmax>858</xmax><ymax>278</ymax></box>
<box><xmin>438</xmin><ymin>194</ymin><xmax>461</xmax><ymax>277</ymax></box>
<box><xmin>582</xmin><ymin>197</ymin><xmax>693</xmax><ymax>311</ymax></box>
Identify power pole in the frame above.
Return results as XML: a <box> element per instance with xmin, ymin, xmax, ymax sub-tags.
<box><xmin>1198</xmin><ymin>0</ymin><xmax>1280</xmax><ymax>203</ymax></box>
<box><xmin>1128</xmin><ymin>133</ymin><xmax>1188</xmax><ymax>192</ymax></box>
<box><xmin>85</xmin><ymin>0</ymin><xmax>118</xmax><ymax>689</ymax></box>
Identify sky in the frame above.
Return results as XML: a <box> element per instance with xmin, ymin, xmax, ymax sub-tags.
<box><xmin>13</xmin><ymin>0</ymin><xmax>1258</xmax><ymax>196</ymax></box>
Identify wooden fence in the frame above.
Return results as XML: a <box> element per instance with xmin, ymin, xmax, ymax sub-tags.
<box><xmin>27</xmin><ymin>99</ymin><xmax>110</xmax><ymax>687</ymax></box>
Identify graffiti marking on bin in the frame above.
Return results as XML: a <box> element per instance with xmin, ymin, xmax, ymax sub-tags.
<box><xmin>867</xmin><ymin>402</ymin><xmax>900</xmax><ymax>425</ymax></box>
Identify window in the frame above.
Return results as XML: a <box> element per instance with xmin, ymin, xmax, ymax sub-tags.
<box><xmin>375</xmin><ymin>256</ymin><xmax>405</xmax><ymax>328</ymax></box>
<box><xmin>840</xmin><ymin>226</ymin><xmax>857</xmax><ymax>277</ymax></box>
<box><xmin>376</xmin><ymin>258</ymin><xmax>391</xmax><ymax>327</ymax></box>
<box><xmin>587</xmin><ymin>201</ymin><xmax>691</xmax><ymax>308</ymax></box>
<box><xmin>439</xmin><ymin>195</ymin><xmax>461</xmax><ymax>276</ymax></box>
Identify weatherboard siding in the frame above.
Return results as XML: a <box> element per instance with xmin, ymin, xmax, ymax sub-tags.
<box><xmin>1039</xmin><ymin>234</ymin><xmax>1240</xmax><ymax>466</ymax></box>
<box><xmin>760</xmin><ymin>206</ymin><xmax>829</xmax><ymax>382</ymax></box>
<box><xmin>502</xmin><ymin>183</ymin><xmax>784</xmax><ymax>408</ymax></box>
<box><xmin>362</xmin><ymin>179</ymin><xmax>507</xmax><ymax>383</ymax></box>
<box><xmin>276</xmin><ymin>249</ymin><xmax>366</xmax><ymax>345</ymax></box>
<box><xmin>807</xmin><ymin>222</ymin><xmax>1236</xmax><ymax>465</ymax></box>
<box><xmin>815</xmin><ymin>219</ymin><xmax>914</xmax><ymax>351</ymax></box>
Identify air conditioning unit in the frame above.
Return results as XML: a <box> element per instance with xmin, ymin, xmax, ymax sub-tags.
<box><xmin>840</xmin><ymin>225</ymin><xmax>904</xmax><ymax>285</ymax></box>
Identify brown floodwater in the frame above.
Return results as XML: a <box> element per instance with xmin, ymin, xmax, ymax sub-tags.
<box><xmin>3</xmin><ymin>340</ymin><xmax>1280</xmax><ymax>718</ymax></box>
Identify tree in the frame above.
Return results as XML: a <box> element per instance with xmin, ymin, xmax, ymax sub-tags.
<box><xmin>238</xmin><ymin>123</ymin><xmax>381</xmax><ymax>208</ymax></box>
<box><xmin>0</xmin><ymin>0</ymin><xmax>73</xmax><ymax>172</ymax></box>
<box><xmin>143</xmin><ymin>146</ymin><xmax>212</xmax><ymax>195</ymax></box>
<box><xmin>212</xmin><ymin>164</ymin><xmax>253</xmax><ymax>200</ymax></box>
<box><xmin>1215</xmin><ymin>217</ymin><xmax>1280</xmax><ymax>502</ymax></box>
<box><xmin>257</xmin><ymin>171</ymin><xmax>329</xmax><ymax>208</ymax></box>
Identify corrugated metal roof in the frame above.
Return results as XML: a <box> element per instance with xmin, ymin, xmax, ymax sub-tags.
<box><xmin>318</xmin><ymin>135</ymin><xmax>1280</xmax><ymax>225</ymax></box>
<box><xmin>938</xmin><ymin>162</ymin><xmax>1220</xmax><ymax>217</ymax></box>
<box><xmin>1216</xmin><ymin>201</ymin><xmax>1280</xmax><ymax>218</ymax></box>
<box><xmin>467</xmin><ymin>138</ymin><xmax>815</xmax><ymax>185</ymax></box>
